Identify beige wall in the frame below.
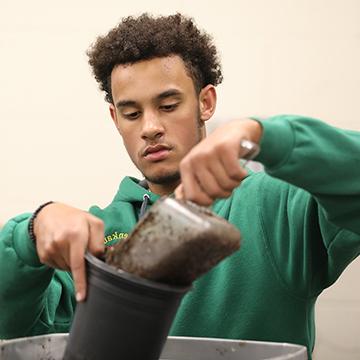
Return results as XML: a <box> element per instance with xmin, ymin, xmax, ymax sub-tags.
<box><xmin>1</xmin><ymin>0</ymin><xmax>359</xmax><ymax>358</ymax></box>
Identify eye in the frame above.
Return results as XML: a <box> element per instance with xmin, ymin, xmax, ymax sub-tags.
<box><xmin>160</xmin><ymin>103</ymin><xmax>178</xmax><ymax>112</ymax></box>
<box><xmin>123</xmin><ymin>111</ymin><xmax>141</xmax><ymax>120</ymax></box>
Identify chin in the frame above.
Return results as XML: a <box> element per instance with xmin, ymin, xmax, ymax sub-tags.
<box><xmin>144</xmin><ymin>169</ymin><xmax>180</xmax><ymax>185</ymax></box>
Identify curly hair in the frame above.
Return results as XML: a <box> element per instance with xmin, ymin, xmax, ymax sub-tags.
<box><xmin>87</xmin><ymin>13</ymin><xmax>223</xmax><ymax>103</ymax></box>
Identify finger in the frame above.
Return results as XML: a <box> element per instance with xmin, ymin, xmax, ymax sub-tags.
<box><xmin>52</xmin><ymin>257</ymin><xmax>71</xmax><ymax>271</ymax></box>
<box><xmin>205</xmin><ymin>155</ymin><xmax>242</xmax><ymax>193</ymax></box>
<box><xmin>69</xmin><ymin>227</ymin><xmax>88</xmax><ymax>302</ymax></box>
<box><xmin>50</xmin><ymin>233</ymin><xmax>72</xmax><ymax>270</ymax></box>
<box><xmin>195</xmin><ymin>166</ymin><xmax>233</xmax><ymax>200</ymax></box>
<box><xmin>38</xmin><ymin>253</ymin><xmax>70</xmax><ymax>271</ymax></box>
<box><xmin>87</xmin><ymin>215</ymin><xmax>105</xmax><ymax>256</ymax></box>
<box><xmin>40</xmin><ymin>258</ymin><xmax>58</xmax><ymax>269</ymax></box>
<box><xmin>36</xmin><ymin>234</ymin><xmax>66</xmax><ymax>269</ymax></box>
<box><xmin>180</xmin><ymin>160</ymin><xmax>213</xmax><ymax>205</ymax></box>
<box><xmin>219</xmin><ymin>149</ymin><xmax>248</xmax><ymax>182</ymax></box>
<box><xmin>174</xmin><ymin>184</ymin><xmax>185</xmax><ymax>200</ymax></box>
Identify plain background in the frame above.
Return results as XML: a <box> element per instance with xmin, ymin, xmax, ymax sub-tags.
<box><xmin>0</xmin><ymin>0</ymin><xmax>359</xmax><ymax>358</ymax></box>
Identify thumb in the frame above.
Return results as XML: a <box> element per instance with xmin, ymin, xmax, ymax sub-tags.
<box><xmin>174</xmin><ymin>184</ymin><xmax>185</xmax><ymax>200</ymax></box>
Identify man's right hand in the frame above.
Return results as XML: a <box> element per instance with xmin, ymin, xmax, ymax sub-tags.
<box><xmin>33</xmin><ymin>203</ymin><xmax>105</xmax><ymax>302</ymax></box>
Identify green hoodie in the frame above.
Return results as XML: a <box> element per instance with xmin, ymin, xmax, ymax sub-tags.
<box><xmin>1</xmin><ymin>115</ymin><xmax>359</xmax><ymax>359</ymax></box>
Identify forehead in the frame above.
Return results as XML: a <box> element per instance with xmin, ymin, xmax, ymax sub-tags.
<box><xmin>110</xmin><ymin>56</ymin><xmax>196</xmax><ymax>102</ymax></box>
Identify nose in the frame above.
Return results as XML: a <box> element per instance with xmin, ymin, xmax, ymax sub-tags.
<box><xmin>141</xmin><ymin>111</ymin><xmax>165</xmax><ymax>141</ymax></box>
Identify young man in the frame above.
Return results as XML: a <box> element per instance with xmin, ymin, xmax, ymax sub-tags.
<box><xmin>0</xmin><ymin>13</ymin><xmax>359</xmax><ymax>358</ymax></box>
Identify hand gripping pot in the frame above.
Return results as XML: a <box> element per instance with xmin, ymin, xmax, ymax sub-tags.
<box><xmin>64</xmin><ymin>196</ymin><xmax>242</xmax><ymax>360</ymax></box>
<box><xmin>63</xmin><ymin>138</ymin><xmax>259</xmax><ymax>360</ymax></box>
<box><xmin>63</xmin><ymin>253</ymin><xmax>190</xmax><ymax>360</ymax></box>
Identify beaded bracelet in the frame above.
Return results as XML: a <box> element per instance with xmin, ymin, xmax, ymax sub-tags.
<box><xmin>28</xmin><ymin>201</ymin><xmax>54</xmax><ymax>243</ymax></box>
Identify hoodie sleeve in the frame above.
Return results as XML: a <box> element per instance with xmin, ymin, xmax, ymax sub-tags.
<box><xmin>256</xmin><ymin>115</ymin><xmax>360</xmax><ymax>234</ymax></box>
<box><xmin>0</xmin><ymin>213</ymin><xmax>56</xmax><ymax>338</ymax></box>
<box><xmin>254</xmin><ymin>115</ymin><xmax>360</xmax><ymax>293</ymax></box>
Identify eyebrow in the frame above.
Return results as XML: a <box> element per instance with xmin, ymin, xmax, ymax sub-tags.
<box><xmin>157</xmin><ymin>89</ymin><xmax>183</xmax><ymax>100</ymax></box>
<box><xmin>115</xmin><ymin>89</ymin><xmax>183</xmax><ymax>109</ymax></box>
<box><xmin>116</xmin><ymin>100</ymin><xmax>137</xmax><ymax>109</ymax></box>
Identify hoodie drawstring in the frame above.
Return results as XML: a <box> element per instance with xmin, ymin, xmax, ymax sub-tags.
<box><xmin>139</xmin><ymin>194</ymin><xmax>150</xmax><ymax>218</ymax></box>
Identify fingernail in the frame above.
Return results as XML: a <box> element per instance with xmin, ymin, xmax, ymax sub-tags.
<box><xmin>76</xmin><ymin>292</ymin><xmax>84</xmax><ymax>302</ymax></box>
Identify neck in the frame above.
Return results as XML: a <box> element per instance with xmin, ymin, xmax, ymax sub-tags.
<box><xmin>148</xmin><ymin>179</ymin><xmax>181</xmax><ymax>196</ymax></box>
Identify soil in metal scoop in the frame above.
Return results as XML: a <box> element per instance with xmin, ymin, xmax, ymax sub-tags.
<box><xmin>105</xmin><ymin>197</ymin><xmax>241</xmax><ymax>286</ymax></box>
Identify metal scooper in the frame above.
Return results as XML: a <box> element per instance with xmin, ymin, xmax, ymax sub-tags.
<box><xmin>106</xmin><ymin>139</ymin><xmax>260</xmax><ymax>285</ymax></box>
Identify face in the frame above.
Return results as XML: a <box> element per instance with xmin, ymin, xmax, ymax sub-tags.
<box><xmin>110</xmin><ymin>56</ymin><xmax>215</xmax><ymax>192</ymax></box>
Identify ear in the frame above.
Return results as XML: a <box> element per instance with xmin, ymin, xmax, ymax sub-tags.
<box><xmin>109</xmin><ymin>104</ymin><xmax>122</xmax><ymax>134</ymax></box>
<box><xmin>199</xmin><ymin>85</ymin><xmax>217</xmax><ymax>123</ymax></box>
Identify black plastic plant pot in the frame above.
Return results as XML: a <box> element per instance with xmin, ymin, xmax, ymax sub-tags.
<box><xmin>63</xmin><ymin>252</ymin><xmax>191</xmax><ymax>360</ymax></box>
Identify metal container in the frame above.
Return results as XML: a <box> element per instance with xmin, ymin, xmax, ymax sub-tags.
<box><xmin>0</xmin><ymin>333</ymin><xmax>307</xmax><ymax>359</ymax></box>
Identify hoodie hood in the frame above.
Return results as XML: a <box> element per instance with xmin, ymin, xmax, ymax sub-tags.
<box><xmin>113</xmin><ymin>176</ymin><xmax>161</xmax><ymax>205</ymax></box>
<box><xmin>89</xmin><ymin>176</ymin><xmax>163</xmax><ymax>245</ymax></box>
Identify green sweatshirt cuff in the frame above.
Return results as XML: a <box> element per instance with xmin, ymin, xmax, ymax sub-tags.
<box><xmin>13</xmin><ymin>218</ymin><xmax>43</xmax><ymax>267</ymax></box>
<box><xmin>254</xmin><ymin>116</ymin><xmax>295</xmax><ymax>171</ymax></box>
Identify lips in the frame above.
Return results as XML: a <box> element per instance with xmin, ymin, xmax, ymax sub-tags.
<box><xmin>143</xmin><ymin>144</ymin><xmax>171</xmax><ymax>156</ymax></box>
<box><xmin>142</xmin><ymin>144</ymin><xmax>172</xmax><ymax>162</ymax></box>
